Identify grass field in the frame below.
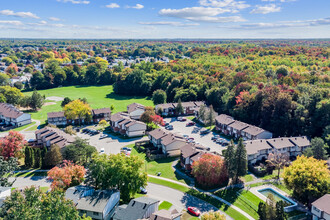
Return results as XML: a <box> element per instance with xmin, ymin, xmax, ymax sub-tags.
<box><xmin>23</xmin><ymin>85</ymin><xmax>154</xmax><ymax>125</ymax></box>
<box><xmin>159</xmin><ymin>201</ymin><xmax>173</xmax><ymax>210</ymax></box>
<box><xmin>130</xmin><ymin>145</ymin><xmax>191</xmax><ymax>184</ymax></box>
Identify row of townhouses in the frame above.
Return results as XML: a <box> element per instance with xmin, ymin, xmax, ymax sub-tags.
<box><xmin>110</xmin><ymin>112</ymin><xmax>147</xmax><ymax>137</ymax></box>
<box><xmin>215</xmin><ymin>114</ymin><xmax>273</xmax><ymax>140</ymax></box>
<box><xmin>244</xmin><ymin>136</ymin><xmax>311</xmax><ymax>165</ymax></box>
<box><xmin>47</xmin><ymin>108</ymin><xmax>111</xmax><ymax>126</ymax></box>
<box><xmin>35</xmin><ymin>127</ymin><xmax>75</xmax><ymax>149</ymax></box>
<box><xmin>0</xmin><ymin>103</ymin><xmax>31</xmax><ymax>129</ymax></box>
<box><xmin>155</xmin><ymin>101</ymin><xmax>205</xmax><ymax>116</ymax></box>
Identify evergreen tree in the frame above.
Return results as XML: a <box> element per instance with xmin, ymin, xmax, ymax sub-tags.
<box><xmin>24</xmin><ymin>147</ymin><xmax>31</xmax><ymax>168</ymax></box>
<box><xmin>41</xmin><ymin>147</ymin><xmax>47</xmax><ymax>169</ymax></box>
<box><xmin>224</xmin><ymin>140</ymin><xmax>236</xmax><ymax>180</ymax></box>
<box><xmin>198</xmin><ymin>104</ymin><xmax>206</xmax><ymax>122</ymax></box>
<box><xmin>205</xmin><ymin>105</ymin><xmax>215</xmax><ymax>128</ymax></box>
<box><xmin>275</xmin><ymin>201</ymin><xmax>287</xmax><ymax>220</ymax></box>
<box><xmin>258</xmin><ymin>202</ymin><xmax>266</xmax><ymax>220</ymax></box>
<box><xmin>235</xmin><ymin>138</ymin><xmax>247</xmax><ymax>183</ymax></box>
<box><xmin>29</xmin><ymin>90</ymin><xmax>44</xmax><ymax>111</ymax></box>
<box><xmin>44</xmin><ymin>145</ymin><xmax>63</xmax><ymax>167</ymax></box>
<box><xmin>175</xmin><ymin>98</ymin><xmax>184</xmax><ymax>116</ymax></box>
<box><xmin>34</xmin><ymin>148</ymin><xmax>41</xmax><ymax>168</ymax></box>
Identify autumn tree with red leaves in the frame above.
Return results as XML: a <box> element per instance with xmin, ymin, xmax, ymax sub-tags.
<box><xmin>192</xmin><ymin>153</ymin><xmax>228</xmax><ymax>188</ymax></box>
<box><xmin>47</xmin><ymin>160</ymin><xmax>85</xmax><ymax>190</ymax></box>
<box><xmin>151</xmin><ymin>114</ymin><xmax>165</xmax><ymax>126</ymax></box>
<box><xmin>0</xmin><ymin>131</ymin><xmax>26</xmax><ymax>160</ymax></box>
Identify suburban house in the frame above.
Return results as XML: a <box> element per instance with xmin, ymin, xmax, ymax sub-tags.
<box><xmin>311</xmin><ymin>194</ymin><xmax>330</xmax><ymax>220</ymax></box>
<box><xmin>0</xmin><ymin>187</ymin><xmax>11</xmax><ymax>207</ymax></box>
<box><xmin>215</xmin><ymin>114</ymin><xmax>272</xmax><ymax>140</ymax></box>
<box><xmin>65</xmin><ymin>186</ymin><xmax>120</xmax><ymax>220</ymax></box>
<box><xmin>244</xmin><ymin>136</ymin><xmax>311</xmax><ymax>165</ymax></box>
<box><xmin>155</xmin><ymin>101</ymin><xmax>205</xmax><ymax>116</ymax></box>
<box><xmin>113</xmin><ymin>197</ymin><xmax>160</xmax><ymax>220</ymax></box>
<box><xmin>244</xmin><ymin>139</ymin><xmax>274</xmax><ymax>165</ymax></box>
<box><xmin>160</xmin><ymin>133</ymin><xmax>187</xmax><ymax>156</ymax></box>
<box><xmin>127</xmin><ymin>103</ymin><xmax>145</xmax><ymax>120</ymax></box>
<box><xmin>148</xmin><ymin>128</ymin><xmax>169</xmax><ymax>148</ymax></box>
<box><xmin>149</xmin><ymin>209</ymin><xmax>182</xmax><ymax>220</ymax></box>
<box><xmin>110</xmin><ymin>112</ymin><xmax>146</xmax><ymax>137</ymax></box>
<box><xmin>0</xmin><ymin>103</ymin><xmax>31</xmax><ymax>128</ymax></box>
<box><xmin>180</xmin><ymin>143</ymin><xmax>211</xmax><ymax>171</ymax></box>
<box><xmin>35</xmin><ymin>127</ymin><xmax>75</xmax><ymax>149</ymax></box>
<box><xmin>47</xmin><ymin>107</ymin><xmax>111</xmax><ymax>126</ymax></box>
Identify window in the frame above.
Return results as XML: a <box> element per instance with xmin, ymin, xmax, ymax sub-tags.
<box><xmin>93</xmin><ymin>212</ymin><xmax>99</xmax><ymax>216</ymax></box>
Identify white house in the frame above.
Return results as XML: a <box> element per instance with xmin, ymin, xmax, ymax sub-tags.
<box><xmin>0</xmin><ymin>187</ymin><xmax>11</xmax><ymax>207</ymax></box>
<box><xmin>65</xmin><ymin>186</ymin><xmax>120</xmax><ymax>220</ymax></box>
<box><xmin>311</xmin><ymin>194</ymin><xmax>330</xmax><ymax>220</ymax></box>
<box><xmin>0</xmin><ymin>103</ymin><xmax>31</xmax><ymax>128</ymax></box>
<box><xmin>127</xmin><ymin>103</ymin><xmax>145</xmax><ymax>120</ymax></box>
<box><xmin>161</xmin><ymin>133</ymin><xmax>186</xmax><ymax>157</ymax></box>
<box><xmin>244</xmin><ymin>139</ymin><xmax>273</xmax><ymax>165</ymax></box>
<box><xmin>148</xmin><ymin>128</ymin><xmax>169</xmax><ymax>148</ymax></box>
<box><xmin>124</xmin><ymin>120</ymin><xmax>147</xmax><ymax>137</ymax></box>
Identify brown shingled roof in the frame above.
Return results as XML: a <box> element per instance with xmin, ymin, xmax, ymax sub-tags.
<box><xmin>47</xmin><ymin>111</ymin><xmax>65</xmax><ymax>118</ymax></box>
<box><xmin>312</xmin><ymin>194</ymin><xmax>330</xmax><ymax>215</ymax></box>
<box><xmin>111</xmin><ymin>112</ymin><xmax>129</xmax><ymax>122</ymax></box>
<box><xmin>0</xmin><ymin>103</ymin><xmax>24</xmax><ymax>119</ymax></box>
<box><xmin>92</xmin><ymin>108</ymin><xmax>111</xmax><ymax>115</ymax></box>
<box><xmin>267</xmin><ymin>137</ymin><xmax>295</xmax><ymax>149</ymax></box>
<box><xmin>229</xmin><ymin>121</ymin><xmax>250</xmax><ymax>130</ymax></box>
<box><xmin>244</xmin><ymin>139</ymin><xmax>273</xmax><ymax>155</ymax></box>
<box><xmin>243</xmin><ymin>125</ymin><xmax>266</xmax><ymax>136</ymax></box>
<box><xmin>127</xmin><ymin>103</ymin><xmax>145</xmax><ymax>113</ymax></box>
<box><xmin>289</xmin><ymin>136</ymin><xmax>310</xmax><ymax>147</ymax></box>
<box><xmin>148</xmin><ymin>128</ymin><xmax>169</xmax><ymax>140</ymax></box>
<box><xmin>215</xmin><ymin>114</ymin><xmax>235</xmax><ymax>125</ymax></box>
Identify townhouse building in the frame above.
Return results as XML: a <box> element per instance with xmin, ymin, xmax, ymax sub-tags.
<box><xmin>0</xmin><ymin>103</ymin><xmax>31</xmax><ymax>128</ymax></box>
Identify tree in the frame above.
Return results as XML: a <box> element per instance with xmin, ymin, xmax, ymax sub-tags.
<box><xmin>13</xmin><ymin>81</ymin><xmax>23</xmax><ymax>90</ymax></box>
<box><xmin>140</xmin><ymin>106</ymin><xmax>155</xmax><ymax>123</ymax></box>
<box><xmin>234</xmin><ymin>138</ymin><xmax>247</xmax><ymax>183</ymax></box>
<box><xmin>29</xmin><ymin>90</ymin><xmax>44</xmax><ymax>110</ymax></box>
<box><xmin>175</xmin><ymin>98</ymin><xmax>184</xmax><ymax>116</ymax></box>
<box><xmin>192</xmin><ymin>153</ymin><xmax>228</xmax><ymax>188</ymax></box>
<box><xmin>0</xmin><ymin>86</ymin><xmax>23</xmax><ymax>105</ymax></box>
<box><xmin>275</xmin><ymin>201</ymin><xmax>287</xmax><ymax>220</ymax></box>
<box><xmin>257</xmin><ymin>194</ymin><xmax>286</xmax><ymax>220</ymax></box>
<box><xmin>33</xmin><ymin>148</ymin><xmax>42</xmax><ymax>168</ymax></box>
<box><xmin>266</xmin><ymin>151</ymin><xmax>290</xmax><ymax>180</ymax></box>
<box><xmin>47</xmin><ymin>160</ymin><xmax>86</xmax><ymax>190</ymax></box>
<box><xmin>152</xmin><ymin>89</ymin><xmax>167</xmax><ymax>105</ymax></box>
<box><xmin>150</xmin><ymin>114</ymin><xmax>164</xmax><ymax>126</ymax></box>
<box><xmin>283</xmin><ymin>155</ymin><xmax>330</xmax><ymax>205</ymax></box>
<box><xmin>61</xmin><ymin>97</ymin><xmax>72</xmax><ymax>107</ymax></box>
<box><xmin>201</xmin><ymin>211</ymin><xmax>226</xmax><ymax>220</ymax></box>
<box><xmin>24</xmin><ymin>147</ymin><xmax>32</xmax><ymax>168</ymax></box>
<box><xmin>44</xmin><ymin>145</ymin><xmax>63</xmax><ymax>167</ymax></box>
<box><xmin>205</xmin><ymin>105</ymin><xmax>216</xmax><ymax>128</ymax></box>
<box><xmin>62</xmin><ymin>138</ymin><xmax>96</xmax><ymax>165</ymax></box>
<box><xmin>224</xmin><ymin>140</ymin><xmax>236</xmax><ymax>181</ymax></box>
<box><xmin>304</xmin><ymin>137</ymin><xmax>328</xmax><ymax>160</ymax></box>
<box><xmin>198</xmin><ymin>104</ymin><xmax>206</xmax><ymax>122</ymax></box>
<box><xmin>85</xmin><ymin>153</ymin><xmax>147</xmax><ymax>203</ymax></box>
<box><xmin>0</xmin><ymin>186</ymin><xmax>89</xmax><ymax>220</ymax></box>
<box><xmin>110</xmin><ymin>104</ymin><xmax>115</xmax><ymax>112</ymax></box>
<box><xmin>98</xmin><ymin>119</ymin><xmax>108</xmax><ymax>131</ymax></box>
<box><xmin>0</xmin><ymin>156</ymin><xmax>18</xmax><ymax>187</ymax></box>
<box><xmin>0</xmin><ymin>131</ymin><xmax>26</xmax><ymax>160</ymax></box>
<box><xmin>63</xmin><ymin>99</ymin><xmax>92</xmax><ymax>125</ymax></box>
<box><xmin>64</xmin><ymin>125</ymin><xmax>76</xmax><ymax>135</ymax></box>
<box><xmin>0</xmin><ymin>73</ymin><xmax>10</xmax><ymax>86</ymax></box>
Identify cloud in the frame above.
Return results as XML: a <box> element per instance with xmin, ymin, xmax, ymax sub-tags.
<box><xmin>57</xmin><ymin>0</ymin><xmax>90</xmax><ymax>4</ymax></box>
<box><xmin>0</xmin><ymin>20</ymin><xmax>23</xmax><ymax>25</ymax></box>
<box><xmin>49</xmin><ymin>17</ymin><xmax>61</xmax><ymax>21</ymax></box>
<box><xmin>0</xmin><ymin>10</ymin><xmax>39</xmax><ymax>19</ymax></box>
<box><xmin>106</xmin><ymin>3</ymin><xmax>120</xmax><ymax>8</ymax></box>
<box><xmin>261</xmin><ymin>0</ymin><xmax>296</xmax><ymax>2</ymax></box>
<box><xmin>199</xmin><ymin>0</ymin><xmax>250</xmax><ymax>11</ymax></box>
<box><xmin>126</xmin><ymin>4</ymin><xmax>144</xmax><ymax>9</ymax></box>
<box><xmin>159</xmin><ymin>7</ymin><xmax>245</xmax><ymax>23</ymax></box>
<box><xmin>139</xmin><ymin>21</ymin><xmax>199</xmax><ymax>27</ymax></box>
<box><xmin>226</xmin><ymin>17</ymin><xmax>330</xmax><ymax>29</ymax></box>
<box><xmin>250</xmin><ymin>4</ymin><xmax>281</xmax><ymax>14</ymax></box>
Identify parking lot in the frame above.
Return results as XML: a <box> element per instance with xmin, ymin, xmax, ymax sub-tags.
<box><xmin>163</xmin><ymin>117</ymin><xmax>230</xmax><ymax>154</ymax></box>
<box><xmin>76</xmin><ymin>129</ymin><xmax>148</xmax><ymax>155</ymax></box>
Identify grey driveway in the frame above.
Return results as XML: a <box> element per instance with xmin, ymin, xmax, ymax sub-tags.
<box><xmin>163</xmin><ymin>118</ymin><xmax>229</xmax><ymax>154</ymax></box>
<box><xmin>146</xmin><ymin>182</ymin><xmax>232</xmax><ymax>219</ymax></box>
<box><xmin>10</xmin><ymin>176</ymin><xmax>51</xmax><ymax>188</ymax></box>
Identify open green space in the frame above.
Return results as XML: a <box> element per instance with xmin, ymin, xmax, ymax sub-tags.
<box><xmin>12</xmin><ymin>169</ymin><xmax>48</xmax><ymax>177</ymax></box>
<box><xmin>23</xmin><ymin>85</ymin><xmax>154</xmax><ymax>125</ymax></box>
<box><xmin>242</xmin><ymin>174</ymin><xmax>255</xmax><ymax>183</ymax></box>
<box><xmin>159</xmin><ymin>201</ymin><xmax>173</xmax><ymax>210</ymax></box>
<box><xmin>215</xmin><ymin>188</ymin><xmax>263</xmax><ymax>219</ymax></box>
<box><xmin>131</xmin><ymin>145</ymin><xmax>191</xmax><ymax>184</ymax></box>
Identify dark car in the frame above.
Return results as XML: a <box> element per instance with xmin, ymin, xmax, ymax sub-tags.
<box><xmin>186</xmin><ymin>122</ymin><xmax>195</xmax><ymax>127</ymax></box>
<box><xmin>200</xmin><ymin>129</ymin><xmax>210</xmax><ymax>135</ymax></box>
<box><xmin>140</xmin><ymin>187</ymin><xmax>147</xmax><ymax>194</ymax></box>
<box><xmin>187</xmin><ymin>207</ymin><xmax>201</xmax><ymax>217</ymax></box>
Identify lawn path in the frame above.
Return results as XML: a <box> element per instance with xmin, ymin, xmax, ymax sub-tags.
<box><xmin>21</xmin><ymin>119</ymin><xmax>40</xmax><ymax>132</ymax></box>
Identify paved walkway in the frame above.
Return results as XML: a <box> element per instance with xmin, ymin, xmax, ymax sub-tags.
<box><xmin>148</xmin><ymin>174</ymin><xmax>255</xmax><ymax>220</ymax></box>
<box><xmin>21</xmin><ymin>119</ymin><xmax>40</xmax><ymax>132</ymax></box>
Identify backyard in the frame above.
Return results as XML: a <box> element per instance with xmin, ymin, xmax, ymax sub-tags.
<box><xmin>22</xmin><ymin>85</ymin><xmax>154</xmax><ymax>125</ymax></box>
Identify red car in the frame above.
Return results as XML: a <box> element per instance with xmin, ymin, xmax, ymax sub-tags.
<box><xmin>187</xmin><ymin>207</ymin><xmax>201</xmax><ymax>216</ymax></box>
<box><xmin>186</xmin><ymin>122</ymin><xmax>195</xmax><ymax>126</ymax></box>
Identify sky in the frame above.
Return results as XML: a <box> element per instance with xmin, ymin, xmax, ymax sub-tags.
<box><xmin>0</xmin><ymin>0</ymin><xmax>329</xmax><ymax>39</ymax></box>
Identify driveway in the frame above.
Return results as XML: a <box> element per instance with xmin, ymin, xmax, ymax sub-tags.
<box><xmin>146</xmin><ymin>182</ymin><xmax>232</xmax><ymax>219</ymax></box>
<box><xmin>163</xmin><ymin>118</ymin><xmax>229</xmax><ymax>154</ymax></box>
<box><xmin>10</xmin><ymin>176</ymin><xmax>51</xmax><ymax>188</ymax></box>
<box><xmin>76</xmin><ymin>131</ymin><xmax>149</xmax><ymax>154</ymax></box>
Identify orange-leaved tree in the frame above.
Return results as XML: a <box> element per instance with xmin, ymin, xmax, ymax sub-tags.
<box><xmin>0</xmin><ymin>130</ymin><xmax>26</xmax><ymax>160</ymax></box>
<box><xmin>47</xmin><ymin>160</ymin><xmax>86</xmax><ymax>190</ymax></box>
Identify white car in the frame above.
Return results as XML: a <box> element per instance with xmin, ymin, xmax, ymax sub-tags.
<box><xmin>100</xmin><ymin>148</ymin><xmax>105</xmax><ymax>154</ymax></box>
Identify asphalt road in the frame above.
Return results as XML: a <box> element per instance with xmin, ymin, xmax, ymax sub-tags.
<box><xmin>10</xmin><ymin>176</ymin><xmax>51</xmax><ymax>188</ymax></box>
<box><xmin>146</xmin><ymin>182</ymin><xmax>232</xmax><ymax>219</ymax></box>
<box><xmin>163</xmin><ymin>117</ymin><xmax>229</xmax><ymax>154</ymax></box>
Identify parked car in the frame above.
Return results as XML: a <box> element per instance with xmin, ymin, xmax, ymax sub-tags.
<box><xmin>122</xmin><ymin>147</ymin><xmax>132</xmax><ymax>151</ymax></box>
<box><xmin>188</xmin><ymin>137</ymin><xmax>194</xmax><ymax>141</ymax></box>
<box><xmin>177</xmin><ymin>117</ymin><xmax>187</xmax><ymax>122</ymax></box>
<box><xmin>187</xmin><ymin>207</ymin><xmax>201</xmax><ymax>217</ymax></box>
<box><xmin>200</xmin><ymin>129</ymin><xmax>210</xmax><ymax>135</ymax></box>
<box><xmin>222</xmin><ymin>141</ymin><xmax>229</xmax><ymax>146</ymax></box>
<box><xmin>100</xmin><ymin>148</ymin><xmax>105</xmax><ymax>154</ymax></box>
<box><xmin>82</xmin><ymin>128</ymin><xmax>88</xmax><ymax>133</ymax></box>
<box><xmin>211</xmin><ymin>135</ymin><xmax>220</xmax><ymax>141</ymax></box>
<box><xmin>165</xmin><ymin>125</ymin><xmax>173</xmax><ymax>130</ymax></box>
<box><xmin>140</xmin><ymin>187</ymin><xmax>147</xmax><ymax>194</ymax></box>
<box><xmin>99</xmin><ymin>134</ymin><xmax>108</xmax><ymax>139</ymax></box>
<box><xmin>164</xmin><ymin>122</ymin><xmax>170</xmax><ymax>127</ymax></box>
<box><xmin>216</xmin><ymin>138</ymin><xmax>225</xmax><ymax>144</ymax></box>
<box><xmin>186</xmin><ymin>122</ymin><xmax>195</xmax><ymax>126</ymax></box>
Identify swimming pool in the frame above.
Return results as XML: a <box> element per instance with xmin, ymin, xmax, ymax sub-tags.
<box><xmin>257</xmin><ymin>187</ymin><xmax>297</xmax><ymax>212</ymax></box>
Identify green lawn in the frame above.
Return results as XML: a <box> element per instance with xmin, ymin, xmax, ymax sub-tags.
<box><xmin>159</xmin><ymin>201</ymin><xmax>173</xmax><ymax>210</ymax></box>
<box><xmin>131</xmin><ymin>145</ymin><xmax>191</xmax><ymax>184</ymax></box>
<box><xmin>148</xmin><ymin>176</ymin><xmax>190</xmax><ymax>192</ymax></box>
<box><xmin>242</xmin><ymin>174</ymin><xmax>255</xmax><ymax>183</ymax></box>
<box><xmin>23</xmin><ymin>85</ymin><xmax>154</xmax><ymax>125</ymax></box>
<box><xmin>215</xmin><ymin>188</ymin><xmax>263</xmax><ymax>219</ymax></box>
<box><xmin>13</xmin><ymin>169</ymin><xmax>48</xmax><ymax>177</ymax></box>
